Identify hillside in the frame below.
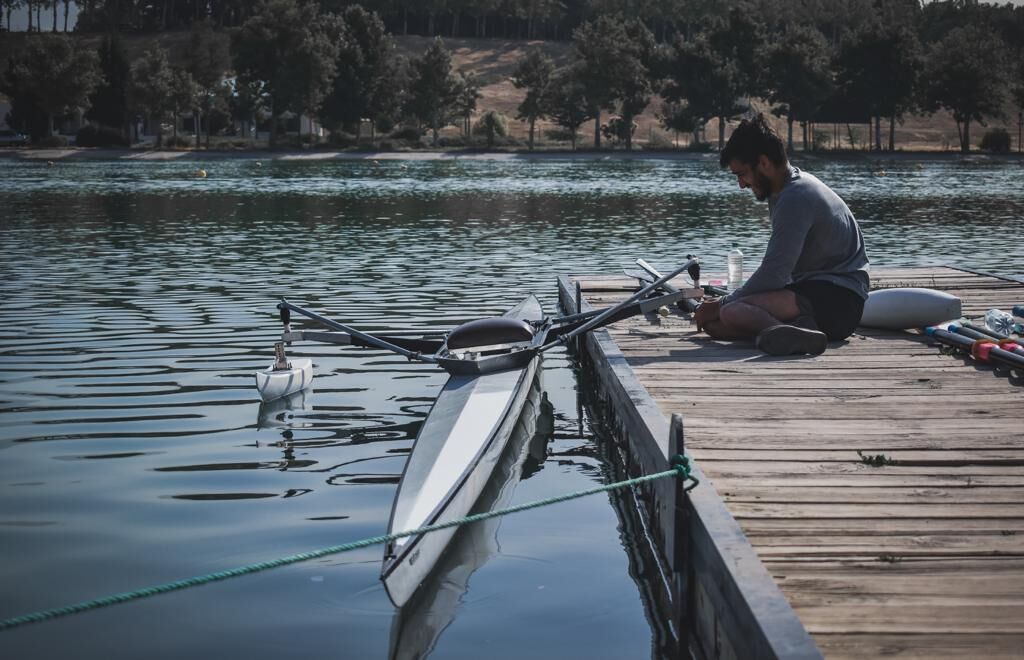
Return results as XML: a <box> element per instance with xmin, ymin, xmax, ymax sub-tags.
<box><xmin>0</xmin><ymin>31</ymin><xmax>1018</xmax><ymax>151</ymax></box>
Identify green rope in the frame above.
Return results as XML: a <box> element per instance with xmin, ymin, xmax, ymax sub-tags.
<box><xmin>1</xmin><ymin>456</ymin><xmax>697</xmax><ymax>632</ymax></box>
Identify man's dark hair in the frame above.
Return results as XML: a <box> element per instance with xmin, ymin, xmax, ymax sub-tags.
<box><xmin>719</xmin><ymin>114</ymin><xmax>787</xmax><ymax>168</ymax></box>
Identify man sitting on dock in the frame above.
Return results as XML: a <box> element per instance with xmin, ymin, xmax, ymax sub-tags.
<box><xmin>693</xmin><ymin>114</ymin><xmax>870</xmax><ymax>355</ymax></box>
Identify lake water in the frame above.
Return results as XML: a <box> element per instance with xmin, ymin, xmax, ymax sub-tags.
<box><xmin>1</xmin><ymin>155</ymin><xmax>1021</xmax><ymax>659</ymax></box>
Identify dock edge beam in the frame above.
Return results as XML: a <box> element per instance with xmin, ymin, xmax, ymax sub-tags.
<box><xmin>558</xmin><ymin>274</ymin><xmax>822</xmax><ymax>660</ymax></box>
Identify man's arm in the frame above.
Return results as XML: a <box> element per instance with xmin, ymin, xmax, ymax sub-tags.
<box><xmin>722</xmin><ymin>197</ymin><xmax>814</xmax><ymax>303</ymax></box>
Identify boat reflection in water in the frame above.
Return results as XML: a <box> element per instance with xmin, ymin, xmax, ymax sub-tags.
<box><xmin>256</xmin><ymin>388</ymin><xmax>310</xmax><ymax>431</ymax></box>
<box><xmin>387</xmin><ymin>375</ymin><xmax>554</xmax><ymax>660</ymax></box>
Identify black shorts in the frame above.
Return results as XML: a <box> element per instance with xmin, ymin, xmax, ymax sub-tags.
<box><xmin>786</xmin><ymin>280</ymin><xmax>865</xmax><ymax>341</ymax></box>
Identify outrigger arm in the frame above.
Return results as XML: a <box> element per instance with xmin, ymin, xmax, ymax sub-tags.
<box><xmin>277</xmin><ymin>300</ymin><xmax>441</xmax><ymax>363</ymax></box>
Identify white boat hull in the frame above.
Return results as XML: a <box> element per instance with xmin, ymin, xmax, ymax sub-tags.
<box><xmin>254</xmin><ymin>358</ymin><xmax>313</xmax><ymax>402</ymax></box>
<box><xmin>382</xmin><ymin>295</ymin><xmax>543</xmax><ymax>607</ymax></box>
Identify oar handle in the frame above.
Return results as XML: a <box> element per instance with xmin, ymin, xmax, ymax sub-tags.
<box><xmin>277</xmin><ymin>300</ymin><xmax>438</xmax><ymax>363</ymax></box>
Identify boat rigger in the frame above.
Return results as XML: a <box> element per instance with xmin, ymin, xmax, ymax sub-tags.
<box><xmin>254</xmin><ymin>257</ymin><xmax>703</xmax><ymax>606</ymax></box>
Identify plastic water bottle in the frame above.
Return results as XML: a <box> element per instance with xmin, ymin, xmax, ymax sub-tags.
<box><xmin>984</xmin><ymin>309</ymin><xmax>1018</xmax><ymax>335</ymax></box>
<box><xmin>727</xmin><ymin>247</ymin><xmax>743</xmax><ymax>289</ymax></box>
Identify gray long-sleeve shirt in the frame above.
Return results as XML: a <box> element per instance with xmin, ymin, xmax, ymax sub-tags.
<box><xmin>723</xmin><ymin>166</ymin><xmax>870</xmax><ymax>303</ymax></box>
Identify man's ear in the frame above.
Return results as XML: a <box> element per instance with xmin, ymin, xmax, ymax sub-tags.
<box><xmin>757</xmin><ymin>154</ymin><xmax>774</xmax><ymax>174</ymax></box>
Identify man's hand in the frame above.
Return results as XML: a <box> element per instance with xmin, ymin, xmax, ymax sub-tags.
<box><xmin>693</xmin><ymin>298</ymin><xmax>721</xmax><ymax>332</ymax></box>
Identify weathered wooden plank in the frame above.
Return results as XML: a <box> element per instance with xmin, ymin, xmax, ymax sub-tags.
<box><xmin>729</xmin><ymin>502</ymin><xmax>1024</xmax><ymax>519</ymax></box>
<box><xmin>814</xmin><ymin>633</ymin><xmax>1024</xmax><ymax>660</ymax></box>
<box><xmin>718</xmin><ymin>484</ymin><xmax>1024</xmax><ymax>503</ymax></box>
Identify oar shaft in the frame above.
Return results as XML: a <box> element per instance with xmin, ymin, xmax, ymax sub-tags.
<box><xmin>635</xmin><ymin>258</ymin><xmax>701</xmax><ymax>312</ymax></box>
<box><xmin>278</xmin><ymin>301</ymin><xmax>438</xmax><ymax>363</ymax></box>
<box><xmin>926</xmin><ymin>327</ymin><xmax>1024</xmax><ymax>371</ymax></box>
<box><xmin>543</xmin><ymin>258</ymin><xmax>698</xmax><ymax>351</ymax></box>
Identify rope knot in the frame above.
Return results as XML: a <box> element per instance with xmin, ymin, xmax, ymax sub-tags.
<box><xmin>670</xmin><ymin>454</ymin><xmax>699</xmax><ymax>492</ymax></box>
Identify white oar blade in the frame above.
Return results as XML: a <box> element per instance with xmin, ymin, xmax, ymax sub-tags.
<box><xmin>255</xmin><ymin>358</ymin><xmax>314</xmax><ymax>402</ymax></box>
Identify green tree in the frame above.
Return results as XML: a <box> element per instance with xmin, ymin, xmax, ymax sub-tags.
<box><xmin>766</xmin><ymin>25</ymin><xmax>834</xmax><ymax>152</ymax></box>
<box><xmin>86</xmin><ymin>33</ymin><xmax>131</xmax><ymax>139</ymax></box>
<box><xmin>406</xmin><ymin>37</ymin><xmax>460</xmax><ymax>146</ymax></box>
<box><xmin>452</xmin><ymin>71</ymin><xmax>482</xmax><ymax>137</ymax></box>
<box><xmin>188</xmin><ymin>18</ymin><xmax>231</xmax><ymax>148</ymax></box>
<box><xmin>512</xmin><ymin>49</ymin><xmax>554</xmax><ymax>151</ymax></box>
<box><xmin>130</xmin><ymin>48</ymin><xmax>174</xmax><ymax>147</ymax></box>
<box><xmin>1</xmin><ymin>34</ymin><xmax>101</xmax><ymax>139</ymax></box>
<box><xmin>229</xmin><ymin>78</ymin><xmax>267</xmax><ymax>143</ymax></box>
<box><xmin>614</xmin><ymin>18</ymin><xmax>656</xmax><ymax>152</ymax></box>
<box><xmin>570</xmin><ymin>15</ymin><xmax>626</xmax><ymax>149</ymax></box>
<box><xmin>923</xmin><ymin>25</ymin><xmax>1011</xmax><ymax>153</ymax></box>
<box><xmin>542</xmin><ymin>65</ymin><xmax>592</xmax><ymax>150</ymax></box>
<box><xmin>837</xmin><ymin>24</ymin><xmax>922</xmax><ymax>151</ymax></box>
<box><xmin>661</xmin><ymin>10</ymin><xmax>766</xmax><ymax>149</ymax></box>
<box><xmin>168</xmin><ymin>68</ymin><xmax>199</xmax><ymax>144</ymax></box>
<box><xmin>319</xmin><ymin>6</ymin><xmax>396</xmax><ymax>140</ymax></box>
<box><xmin>232</xmin><ymin>0</ymin><xmax>339</xmax><ymax>146</ymax></box>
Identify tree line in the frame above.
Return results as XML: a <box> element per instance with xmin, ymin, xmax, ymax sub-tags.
<box><xmin>2</xmin><ymin>0</ymin><xmax>1023</xmax><ymax>153</ymax></box>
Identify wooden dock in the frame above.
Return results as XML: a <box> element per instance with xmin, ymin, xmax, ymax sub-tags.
<box><xmin>559</xmin><ymin>266</ymin><xmax>1024</xmax><ymax>660</ymax></box>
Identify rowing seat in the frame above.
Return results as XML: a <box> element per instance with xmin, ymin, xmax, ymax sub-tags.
<box><xmin>446</xmin><ymin>317</ymin><xmax>534</xmax><ymax>349</ymax></box>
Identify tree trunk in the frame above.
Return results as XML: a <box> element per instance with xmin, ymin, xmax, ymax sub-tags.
<box><xmin>786</xmin><ymin>116</ymin><xmax>793</xmax><ymax>152</ymax></box>
<box><xmin>528</xmin><ymin>118</ymin><xmax>535</xmax><ymax>151</ymax></box>
<box><xmin>718</xmin><ymin>115</ymin><xmax>726</xmax><ymax>149</ymax></box>
<box><xmin>195</xmin><ymin>110</ymin><xmax>201</xmax><ymax>149</ymax></box>
<box><xmin>962</xmin><ymin>119</ymin><xmax>971</xmax><ymax>153</ymax></box>
<box><xmin>624</xmin><ymin>114</ymin><xmax>632</xmax><ymax>151</ymax></box>
<box><xmin>27</xmin><ymin>2</ymin><xmax>32</xmax><ymax>31</ymax></box>
<box><xmin>888</xmin><ymin>114</ymin><xmax>896</xmax><ymax>152</ymax></box>
<box><xmin>63</xmin><ymin>0</ymin><xmax>69</xmax><ymax>31</ymax></box>
<box><xmin>173</xmin><ymin>113</ymin><xmax>178</xmax><ymax>141</ymax></box>
<box><xmin>593</xmin><ymin>109</ymin><xmax>601</xmax><ymax>148</ymax></box>
<box><xmin>874</xmin><ymin>115</ymin><xmax>881</xmax><ymax>151</ymax></box>
<box><xmin>432</xmin><ymin>112</ymin><xmax>439</xmax><ymax>146</ymax></box>
<box><xmin>802</xmin><ymin>121</ymin><xmax>808</xmax><ymax>152</ymax></box>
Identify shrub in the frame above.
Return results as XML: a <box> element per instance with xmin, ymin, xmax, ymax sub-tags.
<box><xmin>600</xmin><ymin>116</ymin><xmax>637</xmax><ymax>145</ymax></box>
<box><xmin>36</xmin><ymin>135</ymin><xmax>68</xmax><ymax>147</ymax></box>
<box><xmin>164</xmin><ymin>135</ymin><xmax>192</xmax><ymax>148</ymax></box>
<box><xmin>75</xmin><ymin>124</ymin><xmax>129</xmax><ymax>148</ymax></box>
<box><xmin>472</xmin><ymin>110</ymin><xmax>509</xmax><ymax>147</ymax></box>
<box><xmin>980</xmin><ymin>128</ymin><xmax>1011</xmax><ymax>153</ymax></box>
<box><xmin>329</xmin><ymin>131</ymin><xmax>358</xmax><ymax>148</ymax></box>
<box><xmin>389</xmin><ymin>126</ymin><xmax>422</xmax><ymax>142</ymax></box>
<box><xmin>544</xmin><ymin>128</ymin><xmax>577</xmax><ymax>143</ymax></box>
<box><xmin>645</xmin><ymin>129</ymin><xmax>675</xmax><ymax>149</ymax></box>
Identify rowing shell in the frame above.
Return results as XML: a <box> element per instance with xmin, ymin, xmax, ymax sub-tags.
<box><xmin>381</xmin><ymin>295</ymin><xmax>544</xmax><ymax>607</ymax></box>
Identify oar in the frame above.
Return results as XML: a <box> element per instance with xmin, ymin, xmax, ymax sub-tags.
<box><xmin>924</xmin><ymin>326</ymin><xmax>1024</xmax><ymax>372</ymax></box>
<box><xmin>635</xmin><ymin>257</ymin><xmax>701</xmax><ymax>312</ymax></box>
<box><xmin>278</xmin><ymin>300</ymin><xmax>439</xmax><ymax>363</ymax></box>
<box><xmin>948</xmin><ymin>323</ymin><xmax>1024</xmax><ymax>357</ymax></box>
<box><xmin>541</xmin><ymin>257</ymin><xmax>699</xmax><ymax>351</ymax></box>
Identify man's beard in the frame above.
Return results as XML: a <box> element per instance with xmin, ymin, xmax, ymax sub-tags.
<box><xmin>752</xmin><ymin>170</ymin><xmax>773</xmax><ymax>202</ymax></box>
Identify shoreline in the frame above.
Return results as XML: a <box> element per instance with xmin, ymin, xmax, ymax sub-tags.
<box><xmin>1</xmin><ymin>147</ymin><xmax>1022</xmax><ymax>163</ymax></box>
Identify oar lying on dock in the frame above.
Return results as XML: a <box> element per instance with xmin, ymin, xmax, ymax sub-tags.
<box><xmin>947</xmin><ymin>323</ymin><xmax>1024</xmax><ymax>357</ymax></box>
<box><xmin>924</xmin><ymin>326</ymin><xmax>1024</xmax><ymax>373</ymax></box>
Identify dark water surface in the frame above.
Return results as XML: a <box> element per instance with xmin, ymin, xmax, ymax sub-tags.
<box><xmin>1</xmin><ymin>156</ymin><xmax>1021</xmax><ymax>659</ymax></box>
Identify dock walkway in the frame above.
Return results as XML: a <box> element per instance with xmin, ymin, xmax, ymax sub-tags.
<box><xmin>564</xmin><ymin>266</ymin><xmax>1024</xmax><ymax>659</ymax></box>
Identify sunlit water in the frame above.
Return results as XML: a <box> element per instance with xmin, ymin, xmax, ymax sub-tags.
<box><xmin>1</xmin><ymin>156</ymin><xmax>1021</xmax><ymax>659</ymax></box>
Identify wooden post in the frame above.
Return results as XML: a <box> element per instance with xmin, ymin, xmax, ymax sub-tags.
<box><xmin>574</xmin><ymin>280</ymin><xmax>583</xmax><ymax>353</ymax></box>
<box><xmin>669</xmin><ymin>413</ymin><xmax>690</xmax><ymax>657</ymax></box>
